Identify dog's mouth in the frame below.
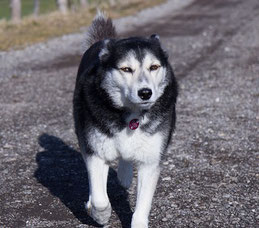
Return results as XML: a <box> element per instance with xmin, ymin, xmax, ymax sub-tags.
<box><xmin>137</xmin><ymin>101</ymin><xmax>155</xmax><ymax>108</ymax></box>
<box><xmin>139</xmin><ymin>102</ymin><xmax>153</xmax><ymax>105</ymax></box>
<box><xmin>126</xmin><ymin>98</ymin><xmax>155</xmax><ymax>110</ymax></box>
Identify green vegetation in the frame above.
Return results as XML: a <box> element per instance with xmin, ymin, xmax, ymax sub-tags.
<box><xmin>0</xmin><ymin>0</ymin><xmax>57</xmax><ymax>20</ymax></box>
<box><xmin>0</xmin><ymin>0</ymin><xmax>165</xmax><ymax>51</ymax></box>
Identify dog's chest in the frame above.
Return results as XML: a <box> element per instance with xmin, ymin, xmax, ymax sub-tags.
<box><xmin>115</xmin><ymin>128</ymin><xmax>163</xmax><ymax>163</ymax></box>
<box><xmin>88</xmin><ymin>127</ymin><xmax>163</xmax><ymax>164</ymax></box>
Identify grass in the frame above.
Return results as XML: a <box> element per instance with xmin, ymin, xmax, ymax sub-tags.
<box><xmin>0</xmin><ymin>0</ymin><xmax>165</xmax><ymax>51</ymax></box>
<box><xmin>0</xmin><ymin>0</ymin><xmax>57</xmax><ymax>20</ymax></box>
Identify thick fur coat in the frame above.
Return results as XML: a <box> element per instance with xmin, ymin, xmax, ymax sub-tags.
<box><xmin>73</xmin><ymin>12</ymin><xmax>178</xmax><ymax>228</ymax></box>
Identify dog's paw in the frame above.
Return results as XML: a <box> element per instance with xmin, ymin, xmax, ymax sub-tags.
<box><xmin>85</xmin><ymin>201</ymin><xmax>112</xmax><ymax>225</ymax></box>
<box><xmin>131</xmin><ymin>214</ymin><xmax>148</xmax><ymax>228</ymax></box>
<box><xmin>131</xmin><ymin>221</ymin><xmax>148</xmax><ymax>228</ymax></box>
<box><xmin>117</xmin><ymin>159</ymin><xmax>133</xmax><ymax>189</ymax></box>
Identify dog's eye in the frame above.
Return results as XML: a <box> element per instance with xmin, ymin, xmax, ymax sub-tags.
<box><xmin>150</xmin><ymin>65</ymin><xmax>160</xmax><ymax>71</ymax></box>
<box><xmin>120</xmin><ymin>67</ymin><xmax>133</xmax><ymax>73</ymax></box>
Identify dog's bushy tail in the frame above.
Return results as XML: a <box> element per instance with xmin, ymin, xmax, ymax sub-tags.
<box><xmin>85</xmin><ymin>11</ymin><xmax>117</xmax><ymax>50</ymax></box>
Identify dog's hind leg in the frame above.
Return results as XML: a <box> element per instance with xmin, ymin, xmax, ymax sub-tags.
<box><xmin>83</xmin><ymin>154</ymin><xmax>111</xmax><ymax>225</ymax></box>
<box><xmin>117</xmin><ymin>158</ymin><xmax>133</xmax><ymax>189</ymax></box>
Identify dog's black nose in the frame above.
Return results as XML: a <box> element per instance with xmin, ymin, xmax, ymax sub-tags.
<box><xmin>138</xmin><ymin>88</ymin><xmax>152</xmax><ymax>100</ymax></box>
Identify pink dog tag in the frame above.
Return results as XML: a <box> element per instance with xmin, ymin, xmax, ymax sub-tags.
<box><xmin>129</xmin><ymin>119</ymin><xmax>139</xmax><ymax>130</ymax></box>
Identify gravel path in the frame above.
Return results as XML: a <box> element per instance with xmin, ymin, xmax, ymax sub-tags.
<box><xmin>0</xmin><ymin>0</ymin><xmax>258</xmax><ymax>227</ymax></box>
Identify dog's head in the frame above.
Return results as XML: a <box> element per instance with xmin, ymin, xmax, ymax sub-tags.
<box><xmin>98</xmin><ymin>35</ymin><xmax>172</xmax><ymax>111</ymax></box>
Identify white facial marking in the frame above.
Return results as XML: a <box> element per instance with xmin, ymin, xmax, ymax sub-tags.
<box><xmin>101</xmin><ymin>50</ymin><xmax>168</xmax><ymax>110</ymax></box>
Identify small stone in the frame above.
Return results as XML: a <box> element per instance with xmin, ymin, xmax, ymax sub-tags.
<box><xmin>24</xmin><ymin>190</ymin><xmax>32</xmax><ymax>194</ymax></box>
<box><xmin>223</xmin><ymin>194</ymin><xmax>231</xmax><ymax>198</ymax></box>
<box><xmin>3</xmin><ymin>144</ymin><xmax>13</xmax><ymax>149</ymax></box>
<box><xmin>224</xmin><ymin>47</ymin><xmax>230</xmax><ymax>52</ymax></box>
<box><xmin>171</xmin><ymin>203</ymin><xmax>178</xmax><ymax>208</ymax></box>
<box><xmin>162</xmin><ymin>217</ymin><xmax>168</xmax><ymax>222</ymax></box>
<box><xmin>169</xmin><ymin>164</ymin><xmax>175</xmax><ymax>170</ymax></box>
<box><xmin>208</xmin><ymin>128</ymin><xmax>214</xmax><ymax>133</ymax></box>
<box><xmin>218</xmin><ymin>132</ymin><xmax>226</xmax><ymax>137</ymax></box>
<box><xmin>231</xmin><ymin>218</ymin><xmax>240</xmax><ymax>224</ymax></box>
<box><xmin>166</xmin><ymin>214</ymin><xmax>173</xmax><ymax>219</ymax></box>
<box><xmin>162</xmin><ymin>176</ymin><xmax>171</xmax><ymax>181</ymax></box>
<box><xmin>194</xmin><ymin>219</ymin><xmax>201</xmax><ymax>224</ymax></box>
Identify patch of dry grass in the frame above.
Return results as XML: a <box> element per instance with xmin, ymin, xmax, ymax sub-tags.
<box><xmin>0</xmin><ymin>0</ymin><xmax>165</xmax><ymax>51</ymax></box>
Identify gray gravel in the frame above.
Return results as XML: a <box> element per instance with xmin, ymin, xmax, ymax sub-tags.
<box><xmin>0</xmin><ymin>0</ymin><xmax>258</xmax><ymax>227</ymax></box>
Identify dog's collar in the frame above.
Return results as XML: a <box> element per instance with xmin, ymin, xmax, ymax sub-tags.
<box><xmin>129</xmin><ymin>119</ymin><xmax>139</xmax><ymax>130</ymax></box>
<box><xmin>127</xmin><ymin>111</ymin><xmax>147</xmax><ymax>130</ymax></box>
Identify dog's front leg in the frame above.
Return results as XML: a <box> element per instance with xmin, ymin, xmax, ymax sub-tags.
<box><xmin>83</xmin><ymin>154</ymin><xmax>111</xmax><ymax>225</ymax></box>
<box><xmin>131</xmin><ymin>163</ymin><xmax>160</xmax><ymax>228</ymax></box>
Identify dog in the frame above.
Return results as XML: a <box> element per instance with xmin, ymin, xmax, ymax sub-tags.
<box><xmin>73</xmin><ymin>12</ymin><xmax>178</xmax><ymax>228</ymax></box>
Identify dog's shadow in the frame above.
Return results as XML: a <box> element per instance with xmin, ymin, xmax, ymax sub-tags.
<box><xmin>34</xmin><ymin>133</ymin><xmax>132</xmax><ymax>227</ymax></box>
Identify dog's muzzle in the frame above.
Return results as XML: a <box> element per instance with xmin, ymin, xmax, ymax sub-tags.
<box><xmin>138</xmin><ymin>88</ymin><xmax>152</xmax><ymax>100</ymax></box>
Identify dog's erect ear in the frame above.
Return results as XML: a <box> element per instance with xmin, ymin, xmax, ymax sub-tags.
<box><xmin>150</xmin><ymin>34</ymin><xmax>169</xmax><ymax>59</ymax></box>
<box><xmin>150</xmin><ymin>34</ymin><xmax>160</xmax><ymax>42</ymax></box>
<box><xmin>99</xmin><ymin>39</ymin><xmax>113</xmax><ymax>62</ymax></box>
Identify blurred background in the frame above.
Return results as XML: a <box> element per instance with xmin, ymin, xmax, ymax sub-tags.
<box><xmin>0</xmin><ymin>0</ymin><xmax>163</xmax><ymax>50</ymax></box>
<box><xmin>0</xmin><ymin>0</ymin><xmax>58</xmax><ymax>20</ymax></box>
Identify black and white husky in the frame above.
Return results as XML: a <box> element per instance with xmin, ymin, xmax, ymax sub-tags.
<box><xmin>73</xmin><ymin>12</ymin><xmax>178</xmax><ymax>228</ymax></box>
